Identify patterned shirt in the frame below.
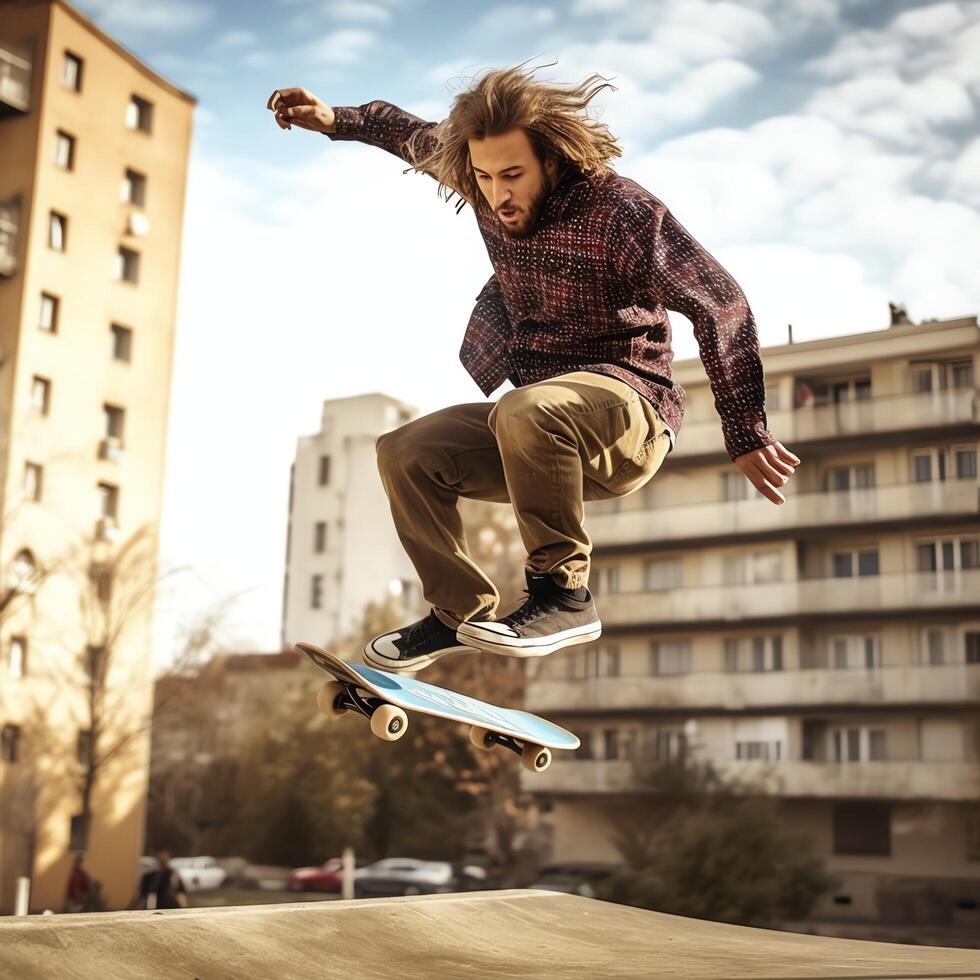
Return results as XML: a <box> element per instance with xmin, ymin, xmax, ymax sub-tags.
<box><xmin>327</xmin><ymin>101</ymin><xmax>774</xmax><ymax>461</ymax></box>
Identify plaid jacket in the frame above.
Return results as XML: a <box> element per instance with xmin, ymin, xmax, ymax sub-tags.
<box><xmin>327</xmin><ymin>101</ymin><xmax>774</xmax><ymax>460</ymax></box>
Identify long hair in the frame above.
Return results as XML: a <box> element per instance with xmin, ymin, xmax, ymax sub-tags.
<box><xmin>403</xmin><ymin>60</ymin><xmax>623</xmax><ymax>212</ymax></box>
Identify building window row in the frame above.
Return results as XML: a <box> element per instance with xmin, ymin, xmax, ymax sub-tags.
<box><xmin>557</xmin><ymin>625</ymin><xmax>979</xmax><ymax>679</ymax></box>
<box><xmin>62</xmin><ymin>49</ymin><xmax>155</xmax><ymax>135</ymax></box>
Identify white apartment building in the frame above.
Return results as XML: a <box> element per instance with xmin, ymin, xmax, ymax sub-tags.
<box><xmin>281</xmin><ymin>393</ymin><xmax>423</xmax><ymax>649</ymax></box>
<box><xmin>523</xmin><ymin>311</ymin><xmax>980</xmax><ymax>929</ymax></box>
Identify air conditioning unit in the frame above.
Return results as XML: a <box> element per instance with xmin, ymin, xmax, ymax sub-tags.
<box><xmin>126</xmin><ymin>211</ymin><xmax>150</xmax><ymax>236</ymax></box>
<box><xmin>98</xmin><ymin>436</ymin><xmax>125</xmax><ymax>461</ymax></box>
<box><xmin>95</xmin><ymin>516</ymin><xmax>121</xmax><ymax>543</ymax></box>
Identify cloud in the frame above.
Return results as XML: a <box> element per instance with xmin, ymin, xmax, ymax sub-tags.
<box><xmin>892</xmin><ymin>1</ymin><xmax>967</xmax><ymax>38</ymax></box>
<box><xmin>76</xmin><ymin>0</ymin><xmax>213</xmax><ymax>34</ymax></box>
<box><xmin>299</xmin><ymin>28</ymin><xmax>378</xmax><ymax>65</ymax></box>
<box><xmin>213</xmin><ymin>30</ymin><xmax>258</xmax><ymax>50</ymax></box>
<box><xmin>326</xmin><ymin>1</ymin><xmax>393</xmax><ymax>23</ymax></box>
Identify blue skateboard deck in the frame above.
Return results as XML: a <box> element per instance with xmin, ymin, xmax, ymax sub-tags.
<box><xmin>296</xmin><ymin>642</ymin><xmax>578</xmax><ymax>772</ymax></box>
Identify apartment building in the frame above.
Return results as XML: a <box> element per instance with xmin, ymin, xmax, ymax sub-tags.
<box><xmin>0</xmin><ymin>1</ymin><xmax>193</xmax><ymax>911</ymax></box>
<box><xmin>282</xmin><ymin>393</ymin><xmax>424</xmax><ymax>649</ymax></box>
<box><xmin>523</xmin><ymin>311</ymin><xmax>980</xmax><ymax>928</ymax></box>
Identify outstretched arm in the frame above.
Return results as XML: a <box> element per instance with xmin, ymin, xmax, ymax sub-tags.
<box><xmin>268</xmin><ymin>89</ymin><xmax>445</xmax><ymax>181</ymax></box>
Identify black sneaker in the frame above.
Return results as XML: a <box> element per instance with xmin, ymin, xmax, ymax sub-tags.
<box><xmin>364</xmin><ymin>609</ymin><xmax>479</xmax><ymax>672</ymax></box>
<box><xmin>456</xmin><ymin>571</ymin><xmax>602</xmax><ymax>657</ymax></box>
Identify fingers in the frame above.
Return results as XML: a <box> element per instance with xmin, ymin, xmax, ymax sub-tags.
<box><xmin>267</xmin><ymin>87</ymin><xmax>315</xmax><ymax>111</ymax></box>
<box><xmin>747</xmin><ymin>461</ymin><xmax>786</xmax><ymax>505</ymax></box>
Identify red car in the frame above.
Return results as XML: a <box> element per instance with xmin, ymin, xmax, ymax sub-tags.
<box><xmin>288</xmin><ymin>858</ymin><xmax>343</xmax><ymax>893</ymax></box>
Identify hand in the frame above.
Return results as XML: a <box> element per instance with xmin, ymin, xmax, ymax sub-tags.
<box><xmin>733</xmin><ymin>441</ymin><xmax>801</xmax><ymax>505</ymax></box>
<box><xmin>267</xmin><ymin>87</ymin><xmax>336</xmax><ymax>134</ymax></box>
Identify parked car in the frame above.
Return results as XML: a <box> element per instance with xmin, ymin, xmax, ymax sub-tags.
<box><xmin>288</xmin><ymin>858</ymin><xmax>344</xmax><ymax>893</ymax></box>
<box><xmin>353</xmin><ymin>858</ymin><xmax>455</xmax><ymax>898</ymax></box>
<box><xmin>169</xmin><ymin>856</ymin><xmax>227</xmax><ymax>892</ymax></box>
<box><xmin>529</xmin><ymin>862</ymin><xmax>618</xmax><ymax>899</ymax></box>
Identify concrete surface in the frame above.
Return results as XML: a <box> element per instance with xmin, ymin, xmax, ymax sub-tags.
<box><xmin>2</xmin><ymin>889</ymin><xmax>980</xmax><ymax>979</ymax></box>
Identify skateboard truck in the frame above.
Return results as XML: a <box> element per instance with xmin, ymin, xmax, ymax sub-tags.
<box><xmin>317</xmin><ymin>678</ymin><xmax>553</xmax><ymax>772</ymax></box>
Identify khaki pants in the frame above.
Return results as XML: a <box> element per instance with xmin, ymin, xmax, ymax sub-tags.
<box><xmin>375</xmin><ymin>371</ymin><xmax>673</xmax><ymax>627</ymax></box>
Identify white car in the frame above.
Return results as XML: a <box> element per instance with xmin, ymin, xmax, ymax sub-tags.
<box><xmin>353</xmin><ymin>858</ymin><xmax>454</xmax><ymax>897</ymax></box>
<box><xmin>169</xmin><ymin>856</ymin><xmax>227</xmax><ymax>892</ymax></box>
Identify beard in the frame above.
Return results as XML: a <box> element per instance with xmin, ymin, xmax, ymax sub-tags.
<box><xmin>500</xmin><ymin>172</ymin><xmax>556</xmax><ymax>240</ymax></box>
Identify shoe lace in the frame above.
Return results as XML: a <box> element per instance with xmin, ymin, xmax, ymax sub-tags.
<box><xmin>404</xmin><ymin>612</ymin><xmax>443</xmax><ymax>647</ymax></box>
<box><xmin>506</xmin><ymin>588</ymin><xmax>562</xmax><ymax>629</ymax></box>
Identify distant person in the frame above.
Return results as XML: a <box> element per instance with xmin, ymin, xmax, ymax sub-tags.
<box><xmin>268</xmin><ymin>62</ymin><xmax>800</xmax><ymax>672</ymax></box>
<box><xmin>64</xmin><ymin>853</ymin><xmax>93</xmax><ymax>913</ymax></box>
<box><xmin>137</xmin><ymin>850</ymin><xmax>188</xmax><ymax>910</ymax></box>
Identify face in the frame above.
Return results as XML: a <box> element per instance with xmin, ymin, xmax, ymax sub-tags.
<box><xmin>157</xmin><ymin>850</ymin><xmax>171</xmax><ymax>866</ymax></box>
<box><xmin>468</xmin><ymin>127</ymin><xmax>559</xmax><ymax>239</ymax></box>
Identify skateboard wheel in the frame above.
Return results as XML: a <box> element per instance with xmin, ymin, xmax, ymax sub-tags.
<box><xmin>521</xmin><ymin>744</ymin><xmax>552</xmax><ymax>773</ymax></box>
<box><xmin>316</xmin><ymin>680</ymin><xmax>347</xmax><ymax>717</ymax></box>
<box><xmin>370</xmin><ymin>703</ymin><xmax>408</xmax><ymax>741</ymax></box>
<box><xmin>469</xmin><ymin>726</ymin><xmax>494</xmax><ymax>751</ymax></box>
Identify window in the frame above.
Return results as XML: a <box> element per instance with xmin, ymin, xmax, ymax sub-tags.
<box><xmin>8</xmin><ymin>636</ymin><xmax>26</xmax><ymax>679</ymax></box>
<box><xmin>967</xmin><ymin>631</ymin><xmax>980</xmax><ymax>665</ymax></box>
<box><xmin>833</xmin><ymin>802</ymin><xmax>890</xmax><ymax>856</ymax></box>
<box><xmin>831</xmin><ymin>726</ymin><xmax>887</xmax><ymax>763</ymax></box>
<box><xmin>831</xmin><ymin>549</ymin><xmax>879</xmax><ymax>578</ymax></box>
<box><xmin>650</xmin><ymin>640</ymin><xmax>691</xmax><ymax>676</ymax></box>
<box><xmin>825</xmin><ymin>463</ymin><xmax>875</xmax><ymax>492</ymax></box>
<box><xmin>831</xmin><ymin>635</ymin><xmax>881</xmax><ymax>670</ymax></box>
<box><xmin>1</xmin><ymin>725</ymin><xmax>21</xmax><ymax>763</ymax></box>
<box><xmin>724</xmin><ymin>550</ymin><xmax>783</xmax><ymax>585</ymax></box>
<box><xmin>721</xmin><ymin>472</ymin><xmax>748</xmax><ymax>501</ymax></box>
<box><xmin>55</xmin><ymin>130</ymin><xmax>76</xmax><ymax>170</ymax></box>
<box><xmin>0</xmin><ymin>196</ymin><xmax>20</xmax><ymax>276</ymax></box>
<box><xmin>911</xmin><ymin>359</ymin><xmax>975</xmax><ymax>392</ymax></box>
<box><xmin>567</xmin><ymin>644</ymin><xmax>620</xmax><ymax>679</ymax></box>
<box><xmin>314</xmin><ymin>521</ymin><xmax>327</xmax><ymax>554</ymax></box>
<box><xmin>103</xmin><ymin>404</ymin><xmax>125</xmax><ymax>439</ymax></box>
<box><xmin>31</xmin><ymin>375</ymin><xmax>51</xmax><ymax>414</ymax></box>
<box><xmin>63</xmin><ymin>51</ymin><xmax>83</xmax><ymax>91</ymax></box>
<box><xmin>735</xmin><ymin>740</ymin><xmax>782</xmax><ymax>761</ymax></box>
<box><xmin>645</xmin><ymin>557</ymin><xmax>682</xmax><ymax>591</ymax></box>
<box><xmin>39</xmin><ymin>292</ymin><xmax>59</xmax><ymax>332</ymax></box>
<box><xmin>116</xmin><ymin>247</ymin><xmax>140</xmax><ymax>283</ymax></box>
<box><xmin>111</xmin><ymin>323</ymin><xmax>132</xmax><ymax>361</ymax></box>
<box><xmin>69</xmin><ymin>813</ymin><xmax>89</xmax><ymax>851</ymax></box>
<box><xmin>126</xmin><ymin>95</ymin><xmax>153</xmax><ymax>133</ymax></box>
<box><xmin>603</xmin><ymin>729</ymin><xmax>619</xmax><ymax>761</ymax></box>
<box><xmin>311</xmin><ymin>574</ymin><xmax>323</xmax><ymax>609</ymax></box>
<box><xmin>653</xmin><ymin>728</ymin><xmax>685</xmax><ymax>763</ymax></box>
<box><xmin>592</xmin><ymin>565</ymin><xmax>619</xmax><ymax>595</ymax></box>
<box><xmin>318</xmin><ymin>455</ymin><xmax>331</xmax><ymax>486</ymax></box>
<box><xmin>955</xmin><ymin>448</ymin><xmax>977</xmax><ymax>480</ymax></box>
<box><xmin>724</xmin><ymin>635</ymin><xmax>783</xmax><ymax>672</ymax></box>
<box><xmin>23</xmin><ymin>462</ymin><xmax>42</xmax><ymax>502</ymax></box>
<box><xmin>97</xmin><ymin>482</ymin><xmax>119</xmax><ymax>519</ymax></box>
<box><xmin>76</xmin><ymin>730</ymin><xmax>91</xmax><ymax>764</ymax></box>
<box><xmin>121</xmin><ymin>168</ymin><xmax>146</xmax><ymax>206</ymax></box>
<box><xmin>89</xmin><ymin>566</ymin><xmax>112</xmax><ymax>605</ymax></box>
<box><xmin>49</xmin><ymin>211</ymin><xmax>67</xmax><ymax>251</ymax></box>
<box><xmin>575</xmin><ymin>731</ymin><xmax>594</xmax><ymax>760</ymax></box>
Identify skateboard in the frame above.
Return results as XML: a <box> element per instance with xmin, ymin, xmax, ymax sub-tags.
<box><xmin>295</xmin><ymin>642</ymin><xmax>579</xmax><ymax>773</ymax></box>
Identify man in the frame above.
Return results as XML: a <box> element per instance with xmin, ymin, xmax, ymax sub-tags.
<box><xmin>268</xmin><ymin>64</ymin><xmax>800</xmax><ymax>673</ymax></box>
<box><xmin>137</xmin><ymin>850</ymin><xmax>188</xmax><ymax>910</ymax></box>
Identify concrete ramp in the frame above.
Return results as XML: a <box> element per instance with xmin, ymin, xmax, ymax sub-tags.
<box><xmin>2</xmin><ymin>890</ymin><xmax>979</xmax><ymax>979</ymax></box>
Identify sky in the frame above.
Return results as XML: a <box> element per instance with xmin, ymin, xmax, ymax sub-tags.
<box><xmin>69</xmin><ymin>0</ymin><xmax>980</xmax><ymax>665</ymax></box>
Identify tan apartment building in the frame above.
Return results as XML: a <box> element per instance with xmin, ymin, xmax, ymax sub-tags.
<box><xmin>523</xmin><ymin>311</ymin><xmax>980</xmax><ymax>929</ymax></box>
<box><xmin>0</xmin><ymin>0</ymin><xmax>193</xmax><ymax>911</ymax></box>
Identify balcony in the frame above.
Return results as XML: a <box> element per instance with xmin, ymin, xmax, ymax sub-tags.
<box><xmin>672</xmin><ymin>389</ymin><xmax>978</xmax><ymax>458</ymax></box>
<box><xmin>526</xmin><ymin>662</ymin><xmax>980</xmax><ymax>716</ymax></box>
<box><xmin>595</xmin><ymin>570</ymin><xmax>980</xmax><ymax>629</ymax></box>
<box><xmin>524</xmin><ymin>758</ymin><xmax>980</xmax><ymax>800</ymax></box>
<box><xmin>0</xmin><ymin>45</ymin><xmax>31</xmax><ymax>115</ymax></box>
<box><xmin>588</xmin><ymin>481</ymin><xmax>979</xmax><ymax>549</ymax></box>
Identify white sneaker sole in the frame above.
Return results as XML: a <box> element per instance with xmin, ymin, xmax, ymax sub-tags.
<box><xmin>362</xmin><ymin>641</ymin><xmax>477</xmax><ymax>673</ymax></box>
<box><xmin>455</xmin><ymin>620</ymin><xmax>602</xmax><ymax>657</ymax></box>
